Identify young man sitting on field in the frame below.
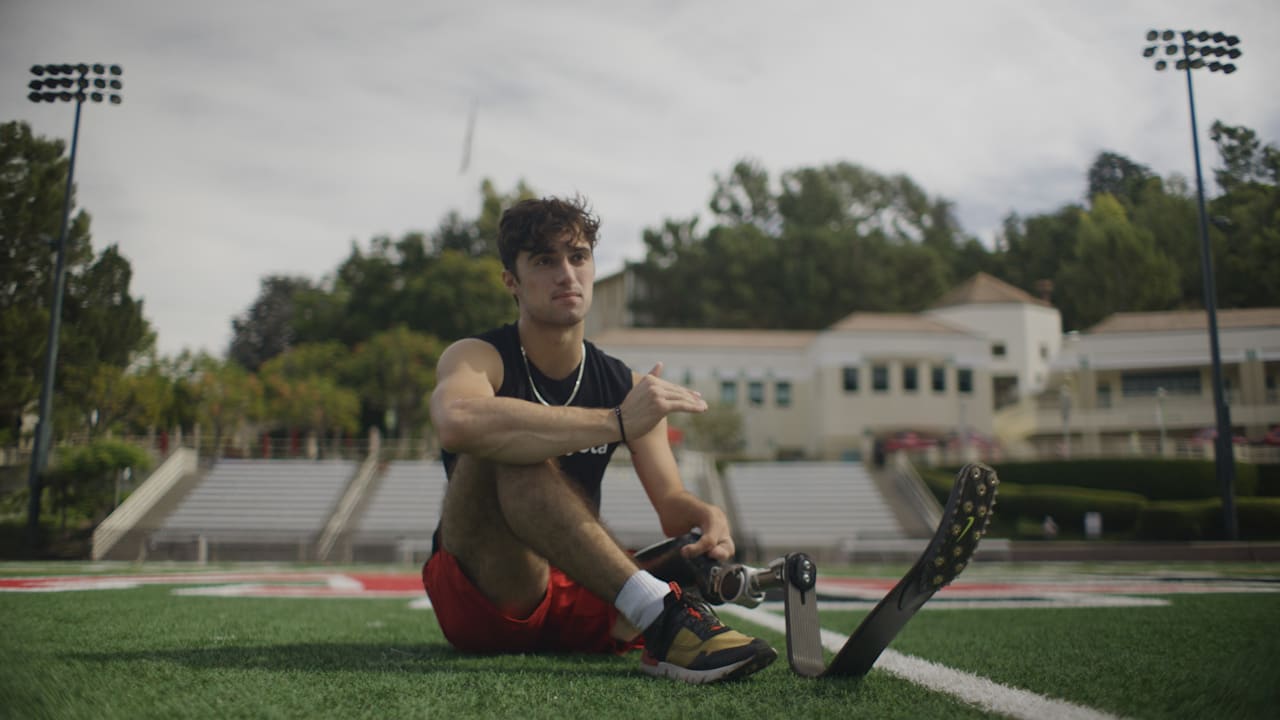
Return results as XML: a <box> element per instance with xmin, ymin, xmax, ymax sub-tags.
<box><xmin>424</xmin><ymin>196</ymin><xmax>776</xmax><ymax>683</ymax></box>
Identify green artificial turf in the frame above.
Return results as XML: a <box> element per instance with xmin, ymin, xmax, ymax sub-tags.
<box><xmin>1</xmin><ymin>564</ymin><xmax>1277</xmax><ymax>719</ymax></box>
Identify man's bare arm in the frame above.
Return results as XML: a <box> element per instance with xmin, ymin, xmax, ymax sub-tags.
<box><xmin>627</xmin><ymin>370</ymin><xmax>733</xmax><ymax>562</ymax></box>
<box><xmin>430</xmin><ymin>339</ymin><xmax>618</xmax><ymax>464</ymax></box>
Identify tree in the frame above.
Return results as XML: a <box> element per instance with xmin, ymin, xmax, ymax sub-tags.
<box><xmin>258</xmin><ymin>344</ymin><xmax>359</xmax><ymax>442</ymax></box>
<box><xmin>1</xmin><ymin>121</ymin><xmax>93</xmax><ymax>441</ymax></box>
<box><xmin>48</xmin><ymin>439</ymin><xmax>152</xmax><ymax>532</ymax></box>
<box><xmin>0</xmin><ymin>122</ymin><xmax>152</xmax><ymax>442</ymax></box>
<box><xmin>402</xmin><ymin>250</ymin><xmax>512</xmax><ymax>341</ymax></box>
<box><xmin>684</xmin><ymin>403</ymin><xmax>744</xmax><ymax>456</ymax></box>
<box><xmin>194</xmin><ymin>357</ymin><xmax>264</xmax><ymax>457</ymax></box>
<box><xmin>1087</xmin><ymin>152</ymin><xmax>1157</xmax><ymax>208</ymax></box>
<box><xmin>350</xmin><ymin>326</ymin><xmax>442</xmax><ymax>438</ymax></box>
<box><xmin>1057</xmin><ymin>194</ymin><xmax>1180</xmax><ymax>330</ymax></box>
<box><xmin>1210</xmin><ymin>121</ymin><xmax>1280</xmax><ymax>191</ymax></box>
<box><xmin>994</xmin><ymin>207</ymin><xmax>1081</xmax><ymax>308</ymax></box>
<box><xmin>631</xmin><ymin>160</ymin><xmax>972</xmax><ymax>329</ymax></box>
<box><xmin>228</xmin><ymin>275</ymin><xmax>314</xmax><ymax>370</ymax></box>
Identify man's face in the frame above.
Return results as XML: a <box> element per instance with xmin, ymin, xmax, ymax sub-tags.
<box><xmin>503</xmin><ymin>232</ymin><xmax>595</xmax><ymax>327</ymax></box>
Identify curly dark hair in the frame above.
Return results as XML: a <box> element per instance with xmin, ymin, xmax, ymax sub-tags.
<box><xmin>497</xmin><ymin>195</ymin><xmax>600</xmax><ymax>274</ymax></box>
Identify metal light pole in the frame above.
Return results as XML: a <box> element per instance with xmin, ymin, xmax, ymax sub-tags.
<box><xmin>1156</xmin><ymin>386</ymin><xmax>1168</xmax><ymax>456</ymax></box>
<box><xmin>23</xmin><ymin>63</ymin><xmax>124</xmax><ymax>550</ymax></box>
<box><xmin>1142</xmin><ymin>30</ymin><xmax>1241</xmax><ymax>540</ymax></box>
<box><xmin>1059</xmin><ymin>382</ymin><xmax>1071</xmax><ymax>459</ymax></box>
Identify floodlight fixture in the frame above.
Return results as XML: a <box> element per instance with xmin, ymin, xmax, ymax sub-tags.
<box><xmin>1140</xmin><ymin>28</ymin><xmax>1244</xmax><ymax>540</ymax></box>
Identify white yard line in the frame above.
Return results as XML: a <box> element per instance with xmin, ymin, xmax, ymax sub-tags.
<box><xmin>753</xmin><ymin>596</ymin><xmax>1169</xmax><ymax>611</ymax></box>
<box><xmin>719</xmin><ymin>604</ymin><xmax>1126</xmax><ymax>720</ymax></box>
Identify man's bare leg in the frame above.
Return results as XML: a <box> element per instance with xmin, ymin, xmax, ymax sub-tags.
<box><xmin>439</xmin><ymin>455</ymin><xmax>638</xmax><ymax>618</ymax></box>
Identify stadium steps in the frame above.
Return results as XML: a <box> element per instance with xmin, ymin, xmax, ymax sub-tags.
<box><xmin>865</xmin><ymin>457</ymin><xmax>942</xmax><ymax>539</ymax></box>
<box><xmin>149</xmin><ymin>459</ymin><xmax>356</xmax><ymax>561</ymax></box>
<box><xmin>315</xmin><ymin>455</ymin><xmax>381</xmax><ymax>562</ymax></box>
<box><xmin>724</xmin><ymin>461</ymin><xmax>906</xmax><ymax>562</ymax></box>
<box><xmin>94</xmin><ymin>449</ymin><xmax>203</xmax><ymax>561</ymax></box>
<box><xmin>345</xmin><ymin>460</ymin><xmax>448</xmax><ymax>563</ymax></box>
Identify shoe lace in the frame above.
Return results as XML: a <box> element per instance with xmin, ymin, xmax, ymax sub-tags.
<box><xmin>681</xmin><ymin>598</ymin><xmax>725</xmax><ymax>632</ymax></box>
<box><xmin>668</xmin><ymin>581</ymin><xmax>726</xmax><ymax>631</ymax></box>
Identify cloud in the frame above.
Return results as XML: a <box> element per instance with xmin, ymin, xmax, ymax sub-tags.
<box><xmin>2</xmin><ymin>0</ymin><xmax>1277</xmax><ymax>356</ymax></box>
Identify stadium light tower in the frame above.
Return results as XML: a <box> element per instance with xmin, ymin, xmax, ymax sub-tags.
<box><xmin>23</xmin><ymin>63</ymin><xmax>124</xmax><ymax>550</ymax></box>
<box><xmin>1141</xmin><ymin>30</ymin><xmax>1241</xmax><ymax>540</ymax></box>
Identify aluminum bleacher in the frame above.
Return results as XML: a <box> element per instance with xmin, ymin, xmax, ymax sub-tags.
<box><xmin>349</xmin><ymin>460</ymin><xmax>447</xmax><ymax>561</ymax></box>
<box><xmin>150</xmin><ymin>459</ymin><xmax>356</xmax><ymax>560</ymax></box>
<box><xmin>599</xmin><ymin>464</ymin><xmax>665</xmax><ymax>550</ymax></box>
<box><xmin>725</xmin><ymin>462</ymin><xmax>905</xmax><ymax>561</ymax></box>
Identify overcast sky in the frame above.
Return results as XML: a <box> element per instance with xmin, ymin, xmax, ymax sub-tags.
<box><xmin>2</xmin><ymin>1</ymin><xmax>1277</xmax><ymax>358</ymax></box>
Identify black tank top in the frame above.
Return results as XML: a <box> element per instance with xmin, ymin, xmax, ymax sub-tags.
<box><xmin>440</xmin><ymin>322</ymin><xmax>635</xmax><ymax>512</ymax></box>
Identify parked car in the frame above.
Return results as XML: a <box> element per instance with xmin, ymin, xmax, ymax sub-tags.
<box><xmin>1262</xmin><ymin>426</ymin><xmax>1280</xmax><ymax>447</ymax></box>
<box><xmin>942</xmin><ymin>430</ymin><xmax>999</xmax><ymax>452</ymax></box>
<box><xmin>881</xmin><ymin>431</ymin><xmax>939</xmax><ymax>452</ymax></box>
<box><xmin>1187</xmin><ymin>427</ymin><xmax>1248</xmax><ymax>446</ymax></box>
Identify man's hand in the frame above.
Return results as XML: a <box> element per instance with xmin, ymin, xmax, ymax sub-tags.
<box><xmin>617</xmin><ymin>362</ymin><xmax>707</xmax><ymax>442</ymax></box>
<box><xmin>678</xmin><ymin>503</ymin><xmax>735</xmax><ymax>563</ymax></box>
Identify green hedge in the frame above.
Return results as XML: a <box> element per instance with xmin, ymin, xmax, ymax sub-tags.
<box><xmin>1257</xmin><ymin>464</ymin><xmax>1280</xmax><ymax>497</ymax></box>
<box><xmin>918</xmin><ymin>469</ymin><xmax>1144</xmax><ymax>536</ymax></box>
<box><xmin>921</xmin><ymin>464</ymin><xmax>1278</xmax><ymax>540</ymax></box>
<box><xmin>968</xmin><ymin>460</ymin><xmax>1258</xmax><ymax>500</ymax></box>
<box><xmin>1135</xmin><ymin>497</ymin><xmax>1280</xmax><ymax>541</ymax></box>
<box><xmin>994</xmin><ymin>484</ymin><xmax>1147</xmax><ymax>534</ymax></box>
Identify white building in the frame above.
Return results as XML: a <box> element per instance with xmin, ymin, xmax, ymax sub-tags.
<box><xmin>926</xmin><ymin>272</ymin><xmax>1062</xmax><ymax>407</ymax></box>
<box><xmin>588</xmin><ymin>268</ymin><xmax>1280</xmax><ymax>461</ymax></box>
<box><xmin>1015</xmin><ymin>308</ymin><xmax>1280</xmax><ymax>457</ymax></box>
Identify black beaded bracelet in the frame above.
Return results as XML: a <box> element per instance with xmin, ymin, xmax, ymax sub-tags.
<box><xmin>614</xmin><ymin>406</ymin><xmax>627</xmax><ymax>444</ymax></box>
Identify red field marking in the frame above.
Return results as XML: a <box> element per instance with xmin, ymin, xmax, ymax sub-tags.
<box><xmin>2</xmin><ymin>570</ymin><xmax>1275</xmax><ymax>600</ymax></box>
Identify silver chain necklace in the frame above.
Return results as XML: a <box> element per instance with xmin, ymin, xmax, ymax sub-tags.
<box><xmin>520</xmin><ymin>343</ymin><xmax>586</xmax><ymax>406</ymax></box>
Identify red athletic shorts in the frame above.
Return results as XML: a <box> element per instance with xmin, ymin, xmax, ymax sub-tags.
<box><xmin>422</xmin><ymin>548</ymin><xmax>642</xmax><ymax>655</ymax></box>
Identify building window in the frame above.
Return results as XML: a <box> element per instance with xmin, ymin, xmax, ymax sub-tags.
<box><xmin>1121</xmin><ymin>370</ymin><xmax>1200</xmax><ymax>397</ymax></box>
<box><xmin>932</xmin><ymin>366</ymin><xmax>946</xmax><ymax>393</ymax></box>
<box><xmin>992</xmin><ymin>342</ymin><xmax>1006</xmax><ymax>358</ymax></box>
<box><xmin>872</xmin><ymin>364</ymin><xmax>889</xmax><ymax>393</ymax></box>
<box><xmin>720</xmin><ymin>380</ymin><xmax>738</xmax><ymax>405</ymax></box>
<box><xmin>958</xmin><ymin>368</ymin><xmax>973</xmax><ymax>394</ymax></box>
<box><xmin>1040</xmin><ymin>343</ymin><xmax>1050</xmax><ymax>360</ymax></box>
<box><xmin>1097</xmin><ymin>384</ymin><xmax>1112</xmax><ymax>408</ymax></box>
<box><xmin>903</xmin><ymin>365</ymin><xmax>918</xmax><ymax>393</ymax></box>
<box><xmin>842</xmin><ymin>366</ymin><xmax>859</xmax><ymax>392</ymax></box>
<box><xmin>776</xmin><ymin>381</ymin><xmax>792</xmax><ymax>408</ymax></box>
<box><xmin>748</xmin><ymin>381</ymin><xmax>764</xmax><ymax>407</ymax></box>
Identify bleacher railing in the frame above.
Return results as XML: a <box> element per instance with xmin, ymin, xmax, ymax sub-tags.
<box><xmin>91</xmin><ymin>447</ymin><xmax>197</xmax><ymax>560</ymax></box>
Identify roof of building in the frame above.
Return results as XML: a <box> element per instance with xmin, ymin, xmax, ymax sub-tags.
<box><xmin>827</xmin><ymin>312</ymin><xmax>969</xmax><ymax>334</ymax></box>
<box><xmin>592</xmin><ymin>327</ymin><xmax>818</xmax><ymax>349</ymax></box>
<box><xmin>930</xmin><ymin>272</ymin><xmax>1051</xmax><ymax>309</ymax></box>
<box><xmin>1087</xmin><ymin>307</ymin><xmax>1280</xmax><ymax>334</ymax></box>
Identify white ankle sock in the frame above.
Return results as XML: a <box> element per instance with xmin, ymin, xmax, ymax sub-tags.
<box><xmin>615</xmin><ymin>571</ymin><xmax>672</xmax><ymax>631</ymax></box>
